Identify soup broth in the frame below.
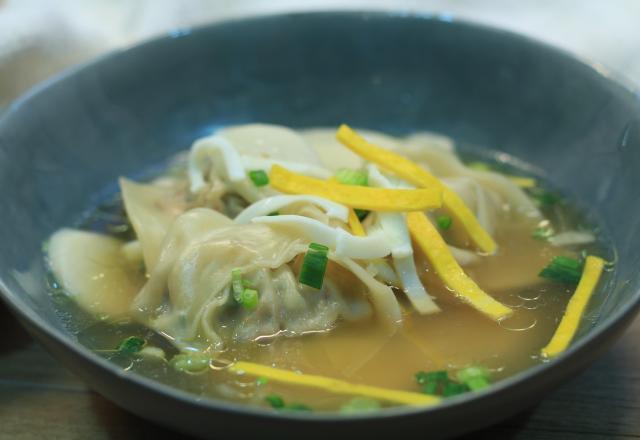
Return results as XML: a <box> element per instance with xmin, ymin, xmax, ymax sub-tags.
<box><xmin>46</xmin><ymin>125</ymin><xmax>612</xmax><ymax>413</ymax></box>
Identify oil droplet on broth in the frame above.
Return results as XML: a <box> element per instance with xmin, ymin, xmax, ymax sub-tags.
<box><xmin>499</xmin><ymin>312</ymin><xmax>538</xmax><ymax>332</ymax></box>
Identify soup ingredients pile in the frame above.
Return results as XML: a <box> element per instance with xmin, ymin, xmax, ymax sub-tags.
<box><xmin>47</xmin><ymin>123</ymin><xmax>608</xmax><ymax>412</ymax></box>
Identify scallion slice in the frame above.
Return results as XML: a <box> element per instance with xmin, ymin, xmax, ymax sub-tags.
<box><xmin>335</xmin><ymin>168</ymin><xmax>368</xmax><ymax>186</ymax></box>
<box><xmin>528</xmin><ymin>187</ymin><xmax>560</xmax><ymax>206</ymax></box>
<box><xmin>299</xmin><ymin>242</ymin><xmax>329</xmax><ymax>289</ymax></box>
<box><xmin>240</xmin><ymin>288</ymin><xmax>259</xmax><ymax>310</ymax></box>
<box><xmin>340</xmin><ymin>397</ymin><xmax>381</xmax><ymax>413</ymax></box>
<box><xmin>248</xmin><ymin>170</ymin><xmax>269</xmax><ymax>187</ymax></box>
<box><xmin>117</xmin><ymin>336</ymin><xmax>146</xmax><ymax>354</ymax></box>
<box><xmin>265</xmin><ymin>394</ymin><xmax>285</xmax><ymax>409</ymax></box>
<box><xmin>436</xmin><ymin>215</ymin><xmax>453</xmax><ymax>230</ymax></box>
<box><xmin>539</xmin><ymin>255</ymin><xmax>584</xmax><ymax>284</ymax></box>
<box><xmin>532</xmin><ymin>225</ymin><xmax>554</xmax><ymax>241</ymax></box>
<box><xmin>442</xmin><ymin>382</ymin><xmax>469</xmax><ymax>397</ymax></box>
<box><xmin>415</xmin><ymin>370</ymin><xmax>448</xmax><ymax>395</ymax></box>
<box><xmin>171</xmin><ymin>353</ymin><xmax>212</xmax><ymax>373</ymax></box>
<box><xmin>457</xmin><ymin>366</ymin><xmax>491</xmax><ymax>391</ymax></box>
<box><xmin>354</xmin><ymin>209</ymin><xmax>369</xmax><ymax>221</ymax></box>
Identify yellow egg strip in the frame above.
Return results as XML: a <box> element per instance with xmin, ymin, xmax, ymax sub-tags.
<box><xmin>336</xmin><ymin>124</ymin><xmax>497</xmax><ymax>254</ymax></box>
<box><xmin>229</xmin><ymin>361</ymin><xmax>440</xmax><ymax>406</ymax></box>
<box><xmin>270</xmin><ymin>165</ymin><xmax>442</xmax><ymax>212</ymax></box>
<box><xmin>406</xmin><ymin>211</ymin><xmax>512</xmax><ymax>321</ymax></box>
<box><xmin>541</xmin><ymin>256</ymin><xmax>605</xmax><ymax>359</ymax></box>
<box><xmin>348</xmin><ymin>208</ymin><xmax>367</xmax><ymax>236</ymax></box>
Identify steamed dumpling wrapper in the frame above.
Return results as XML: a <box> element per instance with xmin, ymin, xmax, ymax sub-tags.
<box><xmin>119</xmin><ymin>177</ymin><xmax>188</xmax><ymax>271</ymax></box>
<box><xmin>131</xmin><ymin>208</ymin><xmax>397</xmax><ymax>351</ymax></box>
<box><xmin>398</xmin><ymin>133</ymin><xmax>541</xmax><ymax>220</ymax></box>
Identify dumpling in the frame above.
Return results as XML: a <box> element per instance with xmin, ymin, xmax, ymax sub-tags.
<box><xmin>301</xmin><ymin>127</ymin><xmax>401</xmax><ymax>172</ymax></box>
<box><xmin>131</xmin><ymin>208</ymin><xmax>398</xmax><ymax>351</ymax></box>
<box><xmin>399</xmin><ymin>133</ymin><xmax>541</xmax><ymax>220</ymax></box>
<box><xmin>119</xmin><ymin>177</ymin><xmax>188</xmax><ymax>271</ymax></box>
<box><xmin>48</xmin><ymin>229</ymin><xmax>146</xmax><ymax>318</ymax></box>
<box><xmin>221</xmin><ymin>123</ymin><xmax>321</xmax><ymax>165</ymax></box>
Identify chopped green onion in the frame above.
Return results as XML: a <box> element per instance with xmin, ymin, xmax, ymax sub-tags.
<box><xmin>436</xmin><ymin>215</ymin><xmax>453</xmax><ymax>230</ymax></box>
<box><xmin>415</xmin><ymin>370</ymin><xmax>447</xmax><ymax>385</ymax></box>
<box><xmin>416</xmin><ymin>367</ymin><xmax>490</xmax><ymax>397</ymax></box>
<box><xmin>239</xmin><ymin>288</ymin><xmax>259</xmax><ymax>310</ymax></box>
<box><xmin>231</xmin><ymin>268</ymin><xmax>244</xmax><ymax>301</ymax></box>
<box><xmin>117</xmin><ymin>336</ymin><xmax>146</xmax><ymax>354</ymax></box>
<box><xmin>532</xmin><ymin>225</ymin><xmax>554</xmax><ymax>241</ymax></box>
<box><xmin>242</xmin><ymin>278</ymin><xmax>254</xmax><ymax>288</ymax></box>
<box><xmin>171</xmin><ymin>353</ymin><xmax>212</xmax><ymax>373</ymax></box>
<box><xmin>256</xmin><ymin>376</ymin><xmax>269</xmax><ymax>386</ymax></box>
<box><xmin>354</xmin><ymin>209</ymin><xmax>369</xmax><ymax>221</ymax></box>
<box><xmin>457</xmin><ymin>366</ymin><xmax>491</xmax><ymax>391</ymax></box>
<box><xmin>465</xmin><ymin>377</ymin><xmax>490</xmax><ymax>391</ymax></box>
<box><xmin>265</xmin><ymin>394</ymin><xmax>285</xmax><ymax>409</ymax></box>
<box><xmin>299</xmin><ymin>242</ymin><xmax>329</xmax><ymax>289</ymax></box>
<box><xmin>335</xmin><ymin>168</ymin><xmax>368</xmax><ymax>186</ymax></box>
<box><xmin>539</xmin><ymin>255</ymin><xmax>584</xmax><ymax>284</ymax></box>
<box><xmin>528</xmin><ymin>187</ymin><xmax>560</xmax><ymax>206</ymax></box>
<box><xmin>248</xmin><ymin>170</ymin><xmax>269</xmax><ymax>187</ymax></box>
<box><xmin>340</xmin><ymin>397</ymin><xmax>381</xmax><ymax>413</ymax></box>
<box><xmin>267</xmin><ymin>211</ymin><xmax>280</xmax><ymax>216</ymax></box>
<box><xmin>335</xmin><ymin>169</ymin><xmax>369</xmax><ymax>221</ymax></box>
<box><xmin>285</xmin><ymin>403</ymin><xmax>312</xmax><ymax>412</ymax></box>
<box><xmin>415</xmin><ymin>370</ymin><xmax>448</xmax><ymax>395</ymax></box>
<box><xmin>442</xmin><ymin>382</ymin><xmax>469</xmax><ymax>397</ymax></box>
<box><xmin>467</xmin><ymin>161</ymin><xmax>492</xmax><ymax>172</ymax></box>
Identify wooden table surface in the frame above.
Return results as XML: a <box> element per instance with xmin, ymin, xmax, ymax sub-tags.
<box><xmin>1</xmin><ymin>301</ymin><xmax>639</xmax><ymax>440</ymax></box>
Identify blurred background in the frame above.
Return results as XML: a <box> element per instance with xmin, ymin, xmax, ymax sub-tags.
<box><xmin>1</xmin><ymin>0</ymin><xmax>640</xmax><ymax>111</ymax></box>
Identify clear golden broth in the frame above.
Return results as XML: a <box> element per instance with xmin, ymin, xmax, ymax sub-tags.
<box><xmin>65</xmin><ymin>210</ymin><xmax>585</xmax><ymax>412</ymax></box>
<box><xmin>50</xmin><ymin>141</ymin><xmax>611</xmax><ymax>413</ymax></box>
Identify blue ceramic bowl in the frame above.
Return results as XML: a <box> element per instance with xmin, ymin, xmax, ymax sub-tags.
<box><xmin>1</xmin><ymin>11</ymin><xmax>639</xmax><ymax>439</ymax></box>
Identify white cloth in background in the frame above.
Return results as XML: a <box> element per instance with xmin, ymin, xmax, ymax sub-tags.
<box><xmin>1</xmin><ymin>0</ymin><xmax>639</xmax><ymax>108</ymax></box>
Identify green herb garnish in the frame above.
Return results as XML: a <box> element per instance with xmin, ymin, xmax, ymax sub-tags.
<box><xmin>532</xmin><ymin>225</ymin><xmax>554</xmax><ymax>241</ymax></box>
<box><xmin>340</xmin><ymin>397</ymin><xmax>382</xmax><ymax>413</ymax></box>
<box><xmin>248</xmin><ymin>170</ymin><xmax>269</xmax><ymax>187</ymax></box>
<box><xmin>467</xmin><ymin>161</ymin><xmax>492</xmax><ymax>172</ymax></box>
<box><xmin>265</xmin><ymin>394</ymin><xmax>285</xmax><ymax>409</ymax></box>
<box><xmin>335</xmin><ymin>168</ymin><xmax>368</xmax><ymax>186</ymax></box>
<box><xmin>528</xmin><ymin>187</ymin><xmax>560</xmax><ymax>206</ymax></box>
<box><xmin>299</xmin><ymin>242</ymin><xmax>329</xmax><ymax>289</ymax></box>
<box><xmin>354</xmin><ymin>209</ymin><xmax>369</xmax><ymax>221</ymax></box>
<box><xmin>539</xmin><ymin>255</ymin><xmax>584</xmax><ymax>284</ymax></box>
<box><xmin>170</xmin><ymin>353</ymin><xmax>212</xmax><ymax>373</ymax></box>
<box><xmin>117</xmin><ymin>336</ymin><xmax>146</xmax><ymax>354</ymax></box>
<box><xmin>436</xmin><ymin>215</ymin><xmax>453</xmax><ymax>230</ymax></box>
<box><xmin>416</xmin><ymin>367</ymin><xmax>490</xmax><ymax>397</ymax></box>
<box><xmin>239</xmin><ymin>288</ymin><xmax>259</xmax><ymax>310</ymax></box>
<box><xmin>442</xmin><ymin>382</ymin><xmax>470</xmax><ymax>397</ymax></box>
<box><xmin>415</xmin><ymin>370</ymin><xmax>449</xmax><ymax>395</ymax></box>
<box><xmin>231</xmin><ymin>269</ymin><xmax>259</xmax><ymax>308</ymax></box>
<box><xmin>457</xmin><ymin>366</ymin><xmax>491</xmax><ymax>391</ymax></box>
<box><xmin>265</xmin><ymin>394</ymin><xmax>312</xmax><ymax>411</ymax></box>
<box><xmin>285</xmin><ymin>403</ymin><xmax>312</xmax><ymax>412</ymax></box>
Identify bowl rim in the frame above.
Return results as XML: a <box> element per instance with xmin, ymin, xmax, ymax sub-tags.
<box><xmin>1</xmin><ymin>9</ymin><xmax>640</xmax><ymax>424</ymax></box>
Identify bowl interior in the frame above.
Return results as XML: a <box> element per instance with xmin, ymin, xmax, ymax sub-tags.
<box><xmin>1</xmin><ymin>10</ymin><xmax>640</xmax><ymax>436</ymax></box>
